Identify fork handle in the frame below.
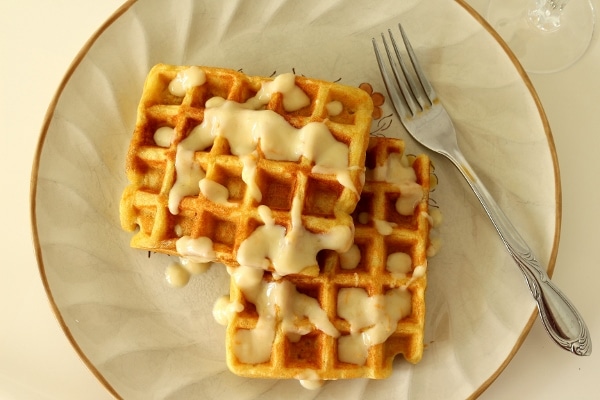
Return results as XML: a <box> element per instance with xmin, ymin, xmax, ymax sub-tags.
<box><xmin>445</xmin><ymin>148</ymin><xmax>592</xmax><ymax>356</ymax></box>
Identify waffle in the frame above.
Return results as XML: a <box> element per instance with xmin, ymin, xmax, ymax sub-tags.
<box><xmin>222</xmin><ymin>137</ymin><xmax>432</xmax><ymax>382</ymax></box>
<box><xmin>120</xmin><ymin>64</ymin><xmax>373</xmax><ymax>276</ymax></box>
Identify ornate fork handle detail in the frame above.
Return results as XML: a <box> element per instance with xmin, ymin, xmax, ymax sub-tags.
<box><xmin>447</xmin><ymin>145</ymin><xmax>592</xmax><ymax>356</ymax></box>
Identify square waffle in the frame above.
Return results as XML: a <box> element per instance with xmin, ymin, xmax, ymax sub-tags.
<box><xmin>120</xmin><ymin>64</ymin><xmax>373</xmax><ymax>276</ymax></box>
<box><xmin>222</xmin><ymin>137</ymin><xmax>432</xmax><ymax>382</ymax></box>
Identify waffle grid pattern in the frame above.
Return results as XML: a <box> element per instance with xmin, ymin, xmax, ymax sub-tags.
<box><xmin>120</xmin><ymin>65</ymin><xmax>373</xmax><ymax>271</ymax></box>
<box><xmin>227</xmin><ymin>137</ymin><xmax>431</xmax><ymax>380</ymax></box>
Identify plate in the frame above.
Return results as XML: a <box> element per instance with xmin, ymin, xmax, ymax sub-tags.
<box><xmin>31</xmin><ymin>0</ymin><xmax>559</xmax><ymax>398</ymax></box>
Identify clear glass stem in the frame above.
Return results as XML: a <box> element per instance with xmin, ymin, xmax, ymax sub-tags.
<box><xmin>487</xmin><ymin>0</ymin><xmax>595</xmax><ymax>73</ymax></box>
<box><xmin>528</xmin><ymin>0</ymin><xmax>570</xmax><ymax>32</ymax></box>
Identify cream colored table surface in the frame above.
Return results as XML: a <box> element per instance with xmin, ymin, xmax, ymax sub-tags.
<box><xmin>1</xmin><ymin>0</ymin><xmax>598</xmax><ymax>399</ymax></box>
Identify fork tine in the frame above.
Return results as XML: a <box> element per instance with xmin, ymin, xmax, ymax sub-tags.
<box><xmin>380</xmin><ymin>32</ymin><xmax>422</xmax><ymax>117</ymax></box>
<box><xmin>398</xmin><ymin>24</ymin><xmax>436</xmax><ymax>105</ymax></box>
<box><xmin>372</xmin><ymin>37</ymin><xmax>412</xmax><ymax>119</ymax></box>
<box><xmin>388</xmin><ymin>28</ymin><xmax>426</xmax><ymax>111</ymax></box>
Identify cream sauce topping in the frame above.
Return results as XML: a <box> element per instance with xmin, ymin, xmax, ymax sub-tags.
<box><xmin>296</xmin><ymin>370</ymin><xmax>325</xmax><ymax>390</ymax></box>
<box><xmin>165</xmin><ymin>262</ymin><xmax>191</xmax><ymax>287</ymax></box>
<box><xmin>237</xmin><ymin>196</ymin><xmax>353</xmax><ymax>276</ymax></box>
<box><xmin>428</xmin><ymin>236</ymin><xmax>442</xmax><ymax>258</ymax></box>
<box><xmin>213</xmin><ymin>295</ymin><xmax>244</xmax><ymax>326</ymax></box>
<box><xmin>358</xmin><ymin>212</ymin><xmax>370</xmax><ymax>225</ymax></box>
<box><xmin>174</xmin><ymin>224</ymin><xmax>183</xmax><ymax>237</ymax></box>
<box><xmin>168</xmin><ymin>66</ymin><xmax>207</xmax><ymax>97</ymax></box>
<box><xmin>199</xmin><ymin>178</ymin><xmax>230</xmax><ymax>204</ymax></box>
<box><xmin>255</xmin><ymin>73</ymin><xmax>310</xmax><ymax>112</ymax></box>
<box><xmin>402</xmin><ymin>264</ymin><xmax>427</xmax><ymax>289</ymax></box>
<box><xmin>153</xmin><ymin>126</ymin><xmax>175</xmax><ymax>148</ymax></box>
<box><xmin>240</xmin><ymin>153</ymin><xmax>261</xmax><ymax>202</ymax></box>
<box><xmin>367</xmin><ymin>152</ymin><xmax>424</xmax><ymax>216</ymax></box>
<box><xmin>326</xmin><ymin>100</ymin><xmax>343</xmax><ymax>117</ymax></box>
<box><xmin>373</xmin><ymin>218</ymin><xmax>396</xmax><ymax>235</ymax></box>
<box><xmin>164</xmin><ymin>257</ymin><xmax>212</xmax><ymax>288</ymax></box>
<box><xmin>429</xmin><ymin>208</ymin><xmax>443</xmax><ymax>227</ymax></box>
<box><xmin>337</xmin><ymin>332</ymin><xmax>368</xmax><ymax>366</ymax></box>
<box><xmin>426</xmin><ymin>208</ymin><xmax>443</xmax><ymax>257</ymax></box>
<box><xmin>175</xmin><ymin>236</ymin><xmax>216</xmax><ymax>264</ymax></box>
<box><xmin>180</xmin><ymin>257</ymin><xmax>212</xmax><ymax>274</ymax></box>
<box><xmin>168</xmin><ymin>73</ymin><xmax>355</xmax><ymax>214</ymax></box>
<box><xmin>169</xmin><ymin>145</ymin><xmax>206</xmax><ymax>214</ymax></box>
<box><xmin>396</xmin><ymin>183</ymin><xmax>425</xmax><ymax>216</ymax></box>
<box><xmin>227</xmin><ymin>266</ymin><xmax>340</xmax><ymax>364</ymax></box>
<box><xmin>339</xmin><ymin>244</ymin><xmax>361</xmax><ymax>270</ymax></box>
<box><xmin>337</xmin><ymin>287</ymin><xmax>412</xmax><ymax>365</ymax></box>
<box><xmin>386</xmin><ymin>252</ymin><xmax>413</xmax><ymax>277</ymax></box>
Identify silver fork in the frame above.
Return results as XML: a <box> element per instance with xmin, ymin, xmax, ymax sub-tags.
<box><xmin>373</xmin><ymin>24</ymin><xmax>591</xmax><ymax>356</ymax></box>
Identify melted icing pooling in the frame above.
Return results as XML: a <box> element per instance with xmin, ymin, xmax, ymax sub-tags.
<box><xmin>373</xmin><ymin>218</ymin><xmax>396</xmax><ymax>235</ymax></box>
<box><xmin>296</xmin><ymin>369</ymin><xmax>325</xmax><ymax>390</ymax></box>
<box><xmin>367</xmin><ymin>152</ymin><xmax>424</xmax><ymax>216</ymax></box>
<box><xmin>164</xmin><ymin>257</ymin><xmax>212</xmax><ymax>288</ymax></box>
<box><xmin>326</xmin><ymin>100</ymin><xmax>343</xmax><ymax>117</ymax></box>
<box><xmin>175</xmin><ymin>236</ymin><xmax>216</xmax><ymax>263</ymax></box>
<box><xmin>166</xmin><ymin>68</ymin><xmax>359</xmax><ymax>276</ymax></box>
<box><xmin>199</xmin><ymin>178</ymin><xmax>230</xmax><ymax>204</ymax></box>
<box><xmin>153</xmin><ymin>126</ymin><xmax>175</xmax><ymax>147</ymax></box>
<box><xmin>226</xmin><ymin>266</ymin><xmax>340</xmax><ymax>364</ymax></box>
<box><xmin>256</xmin><ymin>73</ymin><xmax>310</xmax><ymax>112</ymax></box>
<box><xmin>337</xmin><ymin>287</ymin><xmax>412</xmax><ymax>365</ymax></box>
<box><xmin>339</xmin><ymin>244</ymin><xmax>361</xmax><ymax>270</ymax></box>
<box><xmin>237</xmin><ymin>197</ymin><xmax>353</xmax><ymax>276</ymax></box>
<box><xmin>167</xmin><ymin>69</ymin><xmax>356</xmax><ymax>215</ymax></box>
<box><xmin>168</xmin><ymin>66</ymin><xmax>206</xmax><ymax>97</ymax></box>
<box><xmin>386</xmin><ymin>252</ymin><xmax>412</xmax><ymax>277</ymax></box>
<box><xmin>213</xmin><ymin>295</ymin><xmax>244</xmax><ymax>326</ymax></box>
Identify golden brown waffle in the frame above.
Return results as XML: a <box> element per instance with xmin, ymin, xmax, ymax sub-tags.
<box><xmin>224</xmin><ymin>137</ymin><xmax>431</xmax><ymax>382</ymax></box>
<box><xmin>120</xmin><ymin>64</ymin><xmax>373</xmax><ymax>275</ymax></box>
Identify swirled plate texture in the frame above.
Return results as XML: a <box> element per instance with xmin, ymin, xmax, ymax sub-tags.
<box><xmin>31</xmin><ymin>0</ymin><xmax>559</xmax><ymax>398</ymax></box>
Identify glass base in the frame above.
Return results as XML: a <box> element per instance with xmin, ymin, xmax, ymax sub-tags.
<box><xmin>487</xmin><ymin>0</ymin><xmax>595</xmax><ymax>73</ymax></box>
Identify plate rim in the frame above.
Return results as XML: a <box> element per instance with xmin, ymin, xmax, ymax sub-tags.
<box><xmin>28</xmin><ymin>0</ymin><xmax>561</xmax><ymax>398</ymax></box>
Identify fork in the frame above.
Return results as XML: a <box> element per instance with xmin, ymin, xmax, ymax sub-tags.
<box><xmin>373</xmin><ymin>24</ymin><xmax>591</xmax><ymax>356</ymax></box>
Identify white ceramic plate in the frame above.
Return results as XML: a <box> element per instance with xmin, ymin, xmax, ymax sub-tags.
<box><xmin>31</xmin><ymin>0</ymin><xmax>559</xmax><ymax>398</ymax></box>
